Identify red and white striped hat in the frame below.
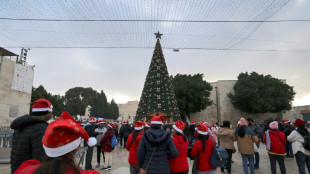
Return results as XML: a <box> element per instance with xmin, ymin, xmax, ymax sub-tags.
<box><xmin>89</xmin><ymin>117</ymin><xmax>96</xmax><ymax>123</ymax></box>
<box><xmin>134</xmin><ymin>120</ymin><xmax>145</xmax><ymax>130</ymax></box>
<box><xmin>32</xmin><ymin>98</ymin><xmax>53</xmax><ymax>113</ymax></box>
<box><xmin>151</xmin><ymin>115</ymin><xmax>163</xmax><ymax>125</ymax></box>
<box><xmin>42</xmin><ymin>112</ymin><xmax>96</xmax><ymax>157</ymax></box>
<box><xmin>197</xmin><ymin>123</ymin><xmax>208</xmax><ymax>135</ymax></box>
<box><xmin>173</xmin><ymin>120</ymin><xmax>185</xmax><ymax>134</ymax></box>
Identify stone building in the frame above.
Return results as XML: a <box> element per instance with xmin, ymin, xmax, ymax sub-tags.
<box><xmin>0</xmin><ymin>48</ymin><xmax>33</xmax><ymax>126</ymax></box>
<box><xmin>117</xmin><ymin>100</ymin><xmax>139</xmax><ymax>123</ymax></box>
<box><xmin>190</xmin><ymin>80</ymin><xmax>284</xmax><ymax>127</ymax></box>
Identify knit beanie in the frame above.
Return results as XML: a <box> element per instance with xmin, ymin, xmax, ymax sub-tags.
<box><xmin>294</xmin><ymin>118</ymin><xmax>305</xmax><ymax>127</ymax></box>
<box><xmin>269</xmin><ymin>121</ymin><xmax>278</xmax><ymax>130</ymax></box>
<box><xmin>239</xmin><ymin>117</ymin><xmax>248</xmax><ymax>126</ymax></box>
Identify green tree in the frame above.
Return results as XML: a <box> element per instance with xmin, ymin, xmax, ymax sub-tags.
<box><xmin>228</xmin><ymin>72</ymin><xmax>295</xmax><ymax>114</ymax></box>
<box><xmin>108</xmin><ymin>99</ymin><xmax>119</xmax><ymax>120</ymax></box>
<box><xmin>90</xmin><ymin>90</ymin><xmax>108</xmax><ymax>118</ymax></box>
<box><xmin>136</xmin><ymin>38</ymin><xmax>181</xmax><ymax>121</ymax></box>
<box><xmin>31</xmin><ymin>85</ymin><xmax>64</xmax><ymax>116</ymax></box>
<box><xmin>65</xmin><ymin>87</ymin><xmax>97</xmax><ymax>116</ymax></box>
<box><xmin>171</xmin><ymin>73</ymin><xmax>213</xmax><ymax>121</ymax></box>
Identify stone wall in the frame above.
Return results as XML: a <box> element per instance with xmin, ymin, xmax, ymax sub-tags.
<box><xmin>117</xmin><ymin>100</ymin><xmax>139</xmax><ymax>122</ymax></box>
<box><xmin>0</xmin><ymin>57</ymin><xmax>32</xmax><ymax>126</ymax></box>
<box><xmin>190</xmin><ymin>80</ymin><xmax>280</xmax><ymax>127</ymax></box>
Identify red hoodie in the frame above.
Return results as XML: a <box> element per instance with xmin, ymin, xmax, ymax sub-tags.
<box><xmin>126</xmin><ymin>132</ymin><xmax>143</xmax><ymax>166</ymax></box>
<box><xmin>264</xmin><ymin>130</ymin><xmax>286</xmax><ymax>155</ymax></box>
<box><xmin>190</xmin><ymin>137</ymin><xmax>217</xmax><ymax>172</ymax></box>
<box><xmin>169</xmin><ymin>134</ymin><xmax>189</xmax><ymax>173</ymax></box>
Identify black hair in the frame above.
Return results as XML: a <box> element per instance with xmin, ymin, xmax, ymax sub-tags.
<box><xmin>237</xmin><ymin>125</ymin><xmax>246</xmax><ymax>138</ymax></box>
<box><xmin>33</xmin><ymin>151</ymin><xmax>80</xmax><ymax>174</ymax></box>
<box><xmin>222</xmin><ymin>120</ymin><xmax>230</xmax><ymax>128</ymax></box>
<box><xmin>175</xmin><ymin>131</ymin><xmax>187</xmax><ymax>142</ymax></box>
<box><xmin>130</xmin><ymin>129</ymin><xmax>143</xmax><ymax>147</ymax></box>
<box><xmin>189</xmin><ymin>125</ymin><xmax>196</xmax><ymax>136</ymax></box>
<box><xmin>151</xmin><ymin>124</ymin><xmax>161</xmax><ymax>129</ymax></box>
<box><xmin>247</xmin><ymin>118</ymin><xmax>254</xmax><ymax>122</ymax></box>
<box><xmin>32</xmin><ymin>111</ymin><xmax>50</xmax><ymax>116</ymax></box>
<box><xmin>197</xmin><ymin>133</ymin><xmax>209</xmax><ymax>152</ymax></box>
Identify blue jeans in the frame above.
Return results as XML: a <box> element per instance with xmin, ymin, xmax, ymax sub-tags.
<box><xmin>285</xmin><ymin>141</ymin><xmax>293</xmax><ymax>156</ymax></box>
<box><xmin>241</xmin><ymin>154</ymin><xmax>255</xmax><ymax>174</ymax></box>
<box><xmin>295</xmin><ymin>151</ymin><xmax>310</xmax><ymax>174</ymax></box>
<box><xmin>197</xmin><ymin>170</ymin><xmax>216</xmax><ymax>174</ymax></box>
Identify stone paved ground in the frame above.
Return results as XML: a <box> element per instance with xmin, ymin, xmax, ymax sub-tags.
<box><xmin>0</xmin><ymin>142</ymin><xmax>300</xmax><ymax>174</ymax></box>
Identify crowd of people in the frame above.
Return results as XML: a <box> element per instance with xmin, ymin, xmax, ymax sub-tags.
<box><xmin>9</xmin><ymin>98</ymin><xmax>310</xmax><ymax>174</ymax></box>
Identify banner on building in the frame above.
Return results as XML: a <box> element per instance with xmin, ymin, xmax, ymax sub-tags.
<box><xmin>11</xmin><ymin>63</ymin><xmax>34</xmax><ymax>94</ymax></box>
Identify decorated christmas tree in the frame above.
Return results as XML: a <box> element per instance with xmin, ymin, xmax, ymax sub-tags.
<box><xmin>135</xmin><ymin>32</ymin><xmax>181</xmax><ymax>121</ymax></box>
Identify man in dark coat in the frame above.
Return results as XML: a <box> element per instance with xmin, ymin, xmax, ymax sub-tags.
<box><xmin>137</xmin><ymin>116</ymin><xmax>178</xmax><ymax>174</ymax></box>
<box><xmin>10</xmin><ymin>99</ymin><xmax>53</xmax><ymax>174</ymax></box>
<box><xmin>120</xmin><ymin>121</ymin><xmax>132</xmax><ymax>149</ymax></box>
<box><xmin>283</xmin><ymin>119</ymin><xmax>295</xmax><ymax>158</ymax></box>
<box><xmin>247</xmin><ymin>117</ymin><xmax>263</xmax><ymax>169</ymax></box>
<box><xmin>84</xmin><ymin>117</ymin><xmax>101</xmax><ymax>170</ymax></box>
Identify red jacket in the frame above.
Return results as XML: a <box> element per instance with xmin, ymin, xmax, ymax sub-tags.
<box><xmin>190</xmin><ymin>137</ymin><xmax>217</xmax><ymax>172</ymax></box>
<box><xmin>168</xmin><ymin>134</ymin><xmax>189</xmax><ymax>173</ymax></box>
<box><xmin>14</xmin><ymin>160</ymin><xmax>99</xmax><ymax>174</ymax></box>
<box><xmin>126</xmin><ymin>132</ymin><xmax>143</xmax><ymax>166</ymax></box>
<box><xmin>100</xmin><ymin>129</ymin><xmax>115</xmax><ymax>152</ymax></box>
<box><xmin>264</xmin><ymin>130</ymin><xmax>286</xmax><ymax>155</ymax></box>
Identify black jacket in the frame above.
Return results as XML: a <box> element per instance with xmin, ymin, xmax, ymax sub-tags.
<box><xmin>84</xmin><ymin>124</ymin><xmax>99</xmax><ymax>147</ymax></box>
<box><xmin>137</xmin><ymin>128</ymin><xmax>178</xmax><ymax>174</ymax></box>
<box><xmin>120</xmin><ymin>124</ymin><xmax>132</xmax><ymax>138</ymax></box>
<box><xmin>10</xmin><ymin>114</ymin><xmax>48</xmax><ymax>174</ymax></box>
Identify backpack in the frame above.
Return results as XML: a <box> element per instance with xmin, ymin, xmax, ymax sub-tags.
<box><xmin>210</xmin><ymin>137</ymin><xmax>228</xmax><ymax>167</ymax></box>
<box><xmin>303</xmin><ymin>134</ymin><xmax>310</xmax><ymax>151</ymax></box>
<box><xmin>110</xmin><ymin>135</ymin><xmax>117</xmax><ymax>147</ymax></box>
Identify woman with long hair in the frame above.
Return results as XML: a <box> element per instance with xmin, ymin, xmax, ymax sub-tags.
<box><xmin>235</xmin><ymin>118</ymin><xmax>259</xmax><ymax>174</ymax></box>
<box><xmin>126</xmin><ymin>120</ymin><xmax>145</xmax><ymax>174</ymax></box>
<box><xmin>288</xmin><ymin>118</ymin><xmax>310</xmax><ymax>174</ymax></box>
<box><xmin>169</xmin><ymin>120</ymin><xmax>189</xmax><ymax>174</ymax></box>
<box><xmin>190</xmin><ymin>123</ymin><xmax>216</xmax><ymax>174</ymax></box>
<box><xmin>14</xmin><ymin>111</ymin><xmax>99</xmax><ymax>174</ymax></box>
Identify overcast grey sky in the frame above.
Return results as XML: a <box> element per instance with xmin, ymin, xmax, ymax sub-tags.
<box><xmin>5</xmin><ymin>0</ymin><xmax>310</xmax><ymax>106</ymax></box>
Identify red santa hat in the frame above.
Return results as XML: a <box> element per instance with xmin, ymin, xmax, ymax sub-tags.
<box><xmin>42</xmin><ymin>112</ymin><xmax>96</xmax><ymax>157</ymax></box>
<box><xmin>89</xmin><ymin>117</ymin><xmax>96</xmax><ymax>123</ymax></box>
<box><xmin>151</xmin><ymin>115</ymin><xmax>164</xmax><ymax>125</ymax></box>
<box><xmin>212</xmin><ymin>123</ymin><xmax>216</xmax><ymax>127</ymax></box>
<box><xmin>283</xmin><ymin>119</ymin><xmax>291</xmax><ymax>124</ymax></box>
<box><xmin>107</xmin><ymin>123</ymin><xmax>113</xmax><ymax>128</ymax></box>
<box><xmin>134</xmin><ymin>120</ymin><xmax>145</xmax><ymax>130</ymax></box>
<box><xmin>173</xmin><ymin>120</ymin><xmax>185</xmax><ymax>134</ymax></box>
<box><xmin>116</xmin><ymin>121</ymin><xmax>120</xmax><ymax>124</ymax></box>
<box><xmin>32</xmin><ymin>98</ymin><xmax>53</xmax><ymax>113</ymax></box>
<box><xmin>190</xmin><ymin>121</ymin><xmax>196</xmax><ymax>125</ymax></box>
<box><xmin>197</xmin><ymin>123</ymin><xmax>208</xmax><ymax>135</ymax></box>
<box><xmin>145</xmin><ymin>122</ymin><xmax>151</xmax><ymax>128</ymax></box>
<box><xmin>97</xmin><ymin>120</ymin><xmax>106</xmax><ymax>124</ymax></box>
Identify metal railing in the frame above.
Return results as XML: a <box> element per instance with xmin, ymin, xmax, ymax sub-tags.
<box><xmin>0</xmin><ymin>126</ymin><xmax>13</xmax><ymax>148</ymax></box>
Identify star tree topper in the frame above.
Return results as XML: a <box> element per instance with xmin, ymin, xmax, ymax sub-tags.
<box><xmin>154</xmin><ymin>31</ymin><xmax>163</xmax><ymax>39</ymax></box>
